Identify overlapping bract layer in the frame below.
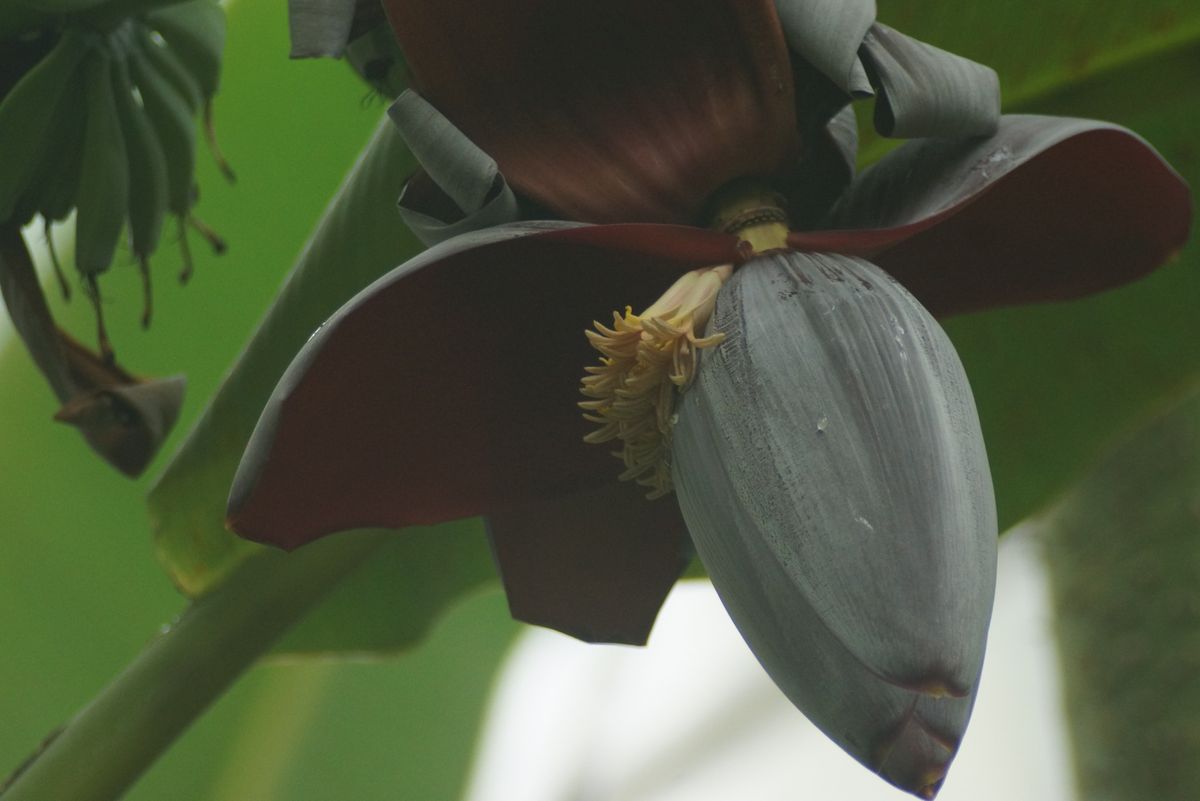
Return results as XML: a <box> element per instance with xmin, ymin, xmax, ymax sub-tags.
<box><xmin>673</xmin><ymin>252</ymin><xmax>997</xmax><ymax>795</ymax></box>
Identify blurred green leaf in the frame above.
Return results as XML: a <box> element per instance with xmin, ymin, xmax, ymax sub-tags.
<box><xmin>146</xmin><ymin>27</ymin><xmax>503</xmax><ymax>655</ymax></box>
<box><xmin>944</xmin><ymin>43</ymin><xmax>1199</xmax><ymax>530</ymax></box>
<box><xmin>0</xmin><ymin>0</ymin><xmax>453</xmax><ymax>790</ymax></box>
<box><xmin>147</xmin><ymin>111</ymin><xmax>502</xmax><ymax>655</ymax></box>
<box><xmin>147</xmin><ymin>117</ymin><xmax>418</xmax><ymax>595</ymax></box>
<box><xmin>880</xmin><ymin>0</ymin><xmax>1200</xmax><ymax>106</ymax></box>
<box><xmin>211</xmin><ymin>589</ymin><xmax>519</xmax><ymax>801</ymax></box>
<box><xmin>866</xmin><ymin>0</ymin><xmax>1200</xmax><ymax>162</ymax></box>
<box><xmin>271</xmin><ymin>520</ymin><xmax>498</xmax><ymax>656</ymax></box>
<box><xmin>1041</xmin><ymin>382</ymin><xmax>1200</xmax><ymax>801</ymax></box>
<box><xmin>861</xmin><ymin>1</ymin><xmax>1199</xmax><ymax>529</ymax></box>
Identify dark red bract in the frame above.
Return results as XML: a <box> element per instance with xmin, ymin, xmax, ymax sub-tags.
<box><xmin>384</xmin><ymin>0</ymin><xmax>800</xmax><ymax>224</ymax></box>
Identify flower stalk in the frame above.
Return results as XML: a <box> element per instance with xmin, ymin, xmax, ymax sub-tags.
<box><xmin>707</xmin><ymin>179</ymin><xmax>791</xmax><ymax>253</ymax></box>
<box><xmin>0</xmin><ymin>531</ymin><xmax>385</xmax><ymax>801</ymax></box>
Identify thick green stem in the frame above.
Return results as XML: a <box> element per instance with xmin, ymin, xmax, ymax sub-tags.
<box><xmin>1040</xmin><ymin>387</ymin><xmax>1200</xmax><ymax>801</ymax></box>
<box><xmin>1</xmin><ymin>530</ymin><xmax>386</xmax><ymax>801</ymax></box>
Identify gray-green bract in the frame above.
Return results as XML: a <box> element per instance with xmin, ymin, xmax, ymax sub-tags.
<box><xmin>674</xmin><ymin>252</ymin><xmax>996</xmax><ymax>796</ymax></box>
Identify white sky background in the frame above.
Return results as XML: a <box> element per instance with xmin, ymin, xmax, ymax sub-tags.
<box><xmin>463</xmin><ymin>530</ymin><xmax>1075</xmax><ymax>801</ymax></box>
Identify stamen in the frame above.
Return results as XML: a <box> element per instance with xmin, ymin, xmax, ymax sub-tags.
<box><xmin>580</xmin><ymin>264</ymin><xmax>731</xmax><ymax>498</ymax></box>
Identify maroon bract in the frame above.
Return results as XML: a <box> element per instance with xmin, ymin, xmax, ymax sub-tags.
<box><xmin>384</xmin><ymin>0</ymin><xmax>800</xmax><ymax>224</ymax></box>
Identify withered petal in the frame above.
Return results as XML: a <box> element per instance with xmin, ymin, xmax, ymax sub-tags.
<box><xmin>791</xmin><ymin>115</ymin><xmax>1191</xmax><ymax>316</ymax></box>
<box><xmin>228</xmin><ymin>222</ymin><xmax>740</xmax><ymax>550</ymax></box>
<box><xmin>859</xmin><ymin>23</ymin><xmax>1000</xmax><ymax>139</ymax></box>
<box><xmin>774</xmin><ymin>0</ymin><xmax>875</xmax><ymax>95</ymax></box>
<box><xmin>487</xmin><ymin>480</ymin><xmax>692</xmax><ymax>646</ymax></box>
<box><xmin>287</xmin><ymin>0</ymin><xmax>357</xmax><ymax>58</ymax></box>
<box><xmin>382</xmin><ymin>0</ymin><xmax>799</xmax><ymax>224</ymax></box>
<box><xmin>55</xmin><ymin>375</ymin><xmax>187</xmax><ymax>478</ymax></box>
<box><xmin>0</xmin><ymin>228</ymin><xmax>186</xmax><ymax>477</ymax></box>
<box><xmin>389</xmin><ymin>90</ymin><xmax>520</xmax><ymax>246</ymax></box>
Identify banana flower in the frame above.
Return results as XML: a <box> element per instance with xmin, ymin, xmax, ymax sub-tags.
<box><xmin>230</xmin><ymin>0</ymin><xmax>1190</xmax><ymax>796</ymax></box>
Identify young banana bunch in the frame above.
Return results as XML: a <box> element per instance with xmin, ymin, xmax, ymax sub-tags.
<box><xmin>0</xmin><ymin>0</ymin><xmax>228</xmax><ymax>477</ymax></box>
<box><xmin>2</xmin><ymin>0</ymin><xmax>229</xmax><ymax>323</ymax></box>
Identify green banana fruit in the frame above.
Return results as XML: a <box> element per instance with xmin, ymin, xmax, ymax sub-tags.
<box><xmin>144</xmin><ymin>0</ymin><xmax>224</xmax><ymax>98</ymax></box>
<box><xmin>113</xmin><ymin>48</ymin><xmax>171</xmax><ymax>325</ymax></box>
<box><xmin>127</xmin><ymin>42</ymin><xmax>195</xmax><ymax>217</ymax></box>
<box><xmin>32</xmin><ymin>69</ymin><xmax>88</xmax><ymax>225</ymax></box>
<box><xmin>134</xmin><ymin>24</ymin><xmax>203</xmax><ymax>113</ymax></box>
<box><xmin>139</xmin><ymin>13</ymin><xmax>235</xmax><ymax>185</ymax></box>
<box><xmin>5</xmin><ymin>61</ymin><xmax>86</xmax><ymax>227</ymax></box>
<box><xmin>2</xmin><ymin>2</ymin><xmax>227</xmax><ymax>321</ymax></box>
<box><xmin>0</xmin><ymin>29</ymin><xmax>85</xmax><ymax>224</ymax></box>
<box><xmin>111</xmin><ymin>52</ymin><xmax>168</xmax><ymax>261</ymax></box>
<box><xmin>74</xmin><ymin>46</ymin><xmax>129</xmax><ymax>277</ymax></box>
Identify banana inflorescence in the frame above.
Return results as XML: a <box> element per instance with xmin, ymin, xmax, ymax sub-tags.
<box><xmin>0</xmin><ymin>0</ymin><xmax>227</xmax><ymax>477</ymax></box>
<box><xmin>0</xmin><ymin>0</ymin><xmax>228</xmax><ymax>342</ymax></box>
